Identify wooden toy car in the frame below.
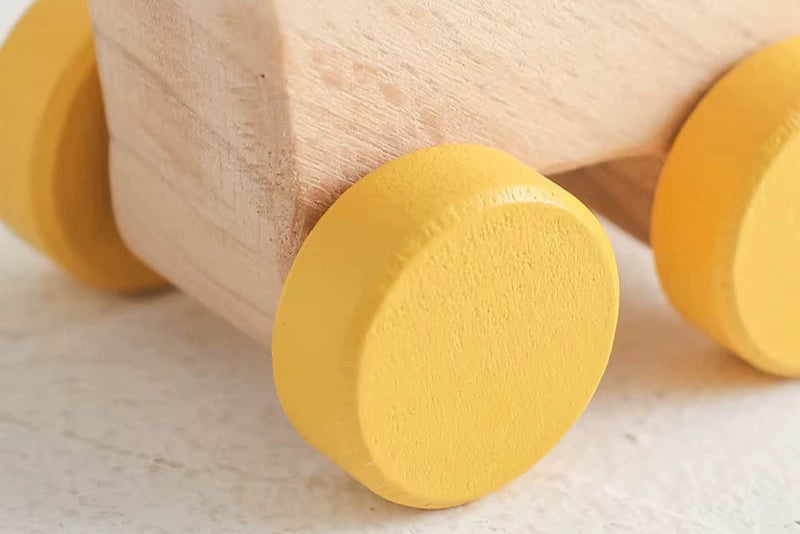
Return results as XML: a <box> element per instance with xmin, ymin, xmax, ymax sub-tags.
<box><xmin>2</xmin><ymin>0</ymin><xmax>799</xmax><ymax>509</ymax></box>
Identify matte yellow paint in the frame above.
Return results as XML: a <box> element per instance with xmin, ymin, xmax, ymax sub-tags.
<box><xmin>0</xmin><ymin>0</ymin><xmax>164</xmax><ymax>291</ymax></box>
<box><xmin>273</xmin><ymin>145</ymin><xmax>620</xmax><ymax>508</ymax></box>
<box><xmin>652</xmin><ymin>37</ymin><xmax>800</xmax><ymax>376</ymax></box>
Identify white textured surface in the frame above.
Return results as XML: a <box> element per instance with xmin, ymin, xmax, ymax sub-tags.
<box><xmin>3</xmin><ymin>221</ymin><xmax>800</xmax><ymax>534</ymax></box>
<box><xmin>3</xmin><ymin>2</ymin><xmax>800</xmax><ymax>531</ymax></box>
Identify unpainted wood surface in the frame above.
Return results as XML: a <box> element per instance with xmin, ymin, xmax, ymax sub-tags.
<box><xmin>553</xmin><ymin>157</ymin><xmax>663</xmax><ymax>244</ymax></box>
<box><xmin>89</xmin><ymin>0</ymin><xmax>800</xmax><ymax>343</ymax></box>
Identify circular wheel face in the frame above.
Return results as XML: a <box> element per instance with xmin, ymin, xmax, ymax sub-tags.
<box><xmin>652</xmin><ymin>37</ymin><xmax>800</xmax><ymax>377</ymax></box>
<box><xmin>0</xmin><ymin>0</ymin><xmax>164</xmax><ymax>291</ymax></box>
<box><xmin>273</xmin><ymin>144</ymin><xmax>620</xmax><ymax>508</ymax></box>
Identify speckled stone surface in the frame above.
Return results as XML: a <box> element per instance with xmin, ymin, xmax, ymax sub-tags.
<box><xmin>3</xmin><ymin>219</ymin><xmax>800</xmax><ymax>533</ymax></box>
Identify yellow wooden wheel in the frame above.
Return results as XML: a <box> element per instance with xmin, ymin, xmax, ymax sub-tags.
<box><xmin>652</xmin><ymin>37</ymin><xmax>800</xmax><ymax>376</ymax></box>
<box><xmin>273</xmin><ymin>145</ymin><xmax>620</xmax><ymax>508</ymax></box>
<box><xmin>0</xmin><ymin>0</ymin><xmax>164</xmax><ymax>291</ymax></box>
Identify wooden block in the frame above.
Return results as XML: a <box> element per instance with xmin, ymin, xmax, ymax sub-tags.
<box><xmin>88</xmin><ymin>0</ymin><xmax>800</xmax><ymax>342</ymax></box>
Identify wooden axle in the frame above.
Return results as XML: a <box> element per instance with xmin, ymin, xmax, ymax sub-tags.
<box><xmin>554</xmin><ymin>157</ymin><xmax>662</xmax><ymax>245</ymax></box>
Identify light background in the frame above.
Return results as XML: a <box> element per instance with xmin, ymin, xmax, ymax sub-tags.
<box><xmin>1</xmin><ymin>2</ymin><xmax>799</xmax><ymax>532</ymax></box>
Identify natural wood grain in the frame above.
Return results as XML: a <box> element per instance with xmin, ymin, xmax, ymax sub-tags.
<box><xmin>89</xmin><ymin>0</ymin><xmax>800</xmax><ymax>343</ymax></box>
<box><xmin>91</xmin><ymin>1</ymin><xmax>295</xmax><ymax>340</ymax></box>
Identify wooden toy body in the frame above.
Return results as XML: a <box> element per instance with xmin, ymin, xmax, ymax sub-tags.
<box><xmin>88</xmin><ymin>0</ymin><xmax>800</xmax><ymax>342</ymax></box>
<box><xmin>3</xmin><ymin>0</ymin><xmax>799</xmax><ymax>509</ymax></box>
